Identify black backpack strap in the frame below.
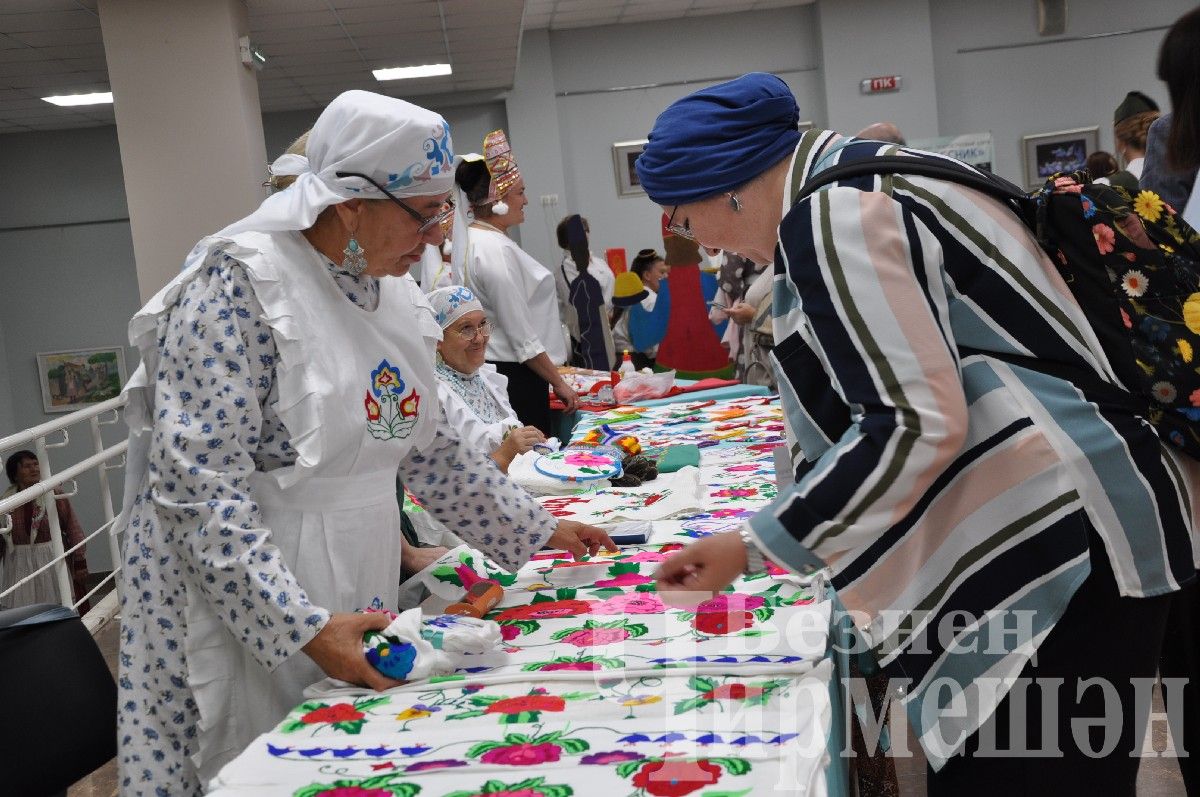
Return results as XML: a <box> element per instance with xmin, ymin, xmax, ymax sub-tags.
<box><xmin>793</xmin><ymin>154</ymin><xmax>1027</xmax><ymax>209</ymax></box>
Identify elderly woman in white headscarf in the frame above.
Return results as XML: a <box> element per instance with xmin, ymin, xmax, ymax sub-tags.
<box><xmin>428</xmin><ymin>286</ymin><xmax>546</xmax><ymax>471</ymax></box>
<box><xmin>114</xmin><ymin>91</ymin><xmax>610</xmax><ymax>796</ymax></box>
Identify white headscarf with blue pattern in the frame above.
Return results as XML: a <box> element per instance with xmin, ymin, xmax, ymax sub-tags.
<box><xmin>427</xmin><ymin>285</ymin><xmax>484</xmax><ymax>329</ymax></box>
<box><xmin>215</xmin><ymin>90</ymin><xmax>455</xmax><ymax>240</ymax></box>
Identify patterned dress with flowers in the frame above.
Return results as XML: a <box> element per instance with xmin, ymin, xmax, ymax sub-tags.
<box><xmin>118</xmin><ymin>253</ymin><xmax>556</xmax><ymax>796</ymax></box>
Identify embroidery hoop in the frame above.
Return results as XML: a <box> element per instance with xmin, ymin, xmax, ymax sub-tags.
<box><xmin>533</xmin><ymin>448</ymin><xmax>623</xmax><ymax>482</ymax></box>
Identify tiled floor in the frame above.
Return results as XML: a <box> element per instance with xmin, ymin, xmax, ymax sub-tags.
<box><xmin>70</xmin><ymin>618</ymin><xmax>1189</xmax><ymax>796</ymax></box>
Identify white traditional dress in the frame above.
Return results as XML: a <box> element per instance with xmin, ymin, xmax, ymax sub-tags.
<box><xmin>434</xmin><ymin>360</ymin><xmax>519</xmax><ymax>454</ymax></box>
<box><xmin>115</xmin><ymin>231</ymin><xmax>556</xmax><ymax>795</ymax></box>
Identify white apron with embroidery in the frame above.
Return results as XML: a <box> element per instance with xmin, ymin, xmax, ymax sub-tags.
<box><xmin>122</xmin><ymin>230</ymin><xmax>441</xmax><ymax>783</ymax></box>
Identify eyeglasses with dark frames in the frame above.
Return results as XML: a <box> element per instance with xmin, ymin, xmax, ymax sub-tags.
<box><xmin>665</xmin><ymin>205</ymin><xmax>695</xmax><ymax>240</ymax></box>
<box><xmin>335</xmin><ymin>171</ymin><xmax>454</xmax><ymax>234</ymax></box>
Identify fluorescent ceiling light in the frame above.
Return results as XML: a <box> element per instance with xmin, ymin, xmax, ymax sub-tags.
<box><xmin>373</xmin><ymin>63</ymin><xmax>452</xmax><ymax>81</ymax></box>
<box><xmin>42</xmin><ymin>91</ymin><xmax>113</xmax><ymax>107</ymax></box>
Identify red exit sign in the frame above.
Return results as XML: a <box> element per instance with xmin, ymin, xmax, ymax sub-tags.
<box><xmin>860</xmin><ymin>75</ymin><xmax>902</xmax><ymax>94</ymax></box>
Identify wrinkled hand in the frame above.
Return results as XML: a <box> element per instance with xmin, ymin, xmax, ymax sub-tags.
<box><xmin>302</xmin><ymin>612</ymin><xmax>405</xmax><ymax>692</ymax></box>
<box><xmin>547</xmin><ymin>519</ymin><xmax>617</xmax><ymax>559</ymax></box>
<box><xmin>654</xmin><ymin>532</ymin><xmax>746</xmax><ymax>607</ymax></box>
<box><xmin>727</xmin><ymin>301</ymin><xmax>757</xmax><ymax>325</ymax></box>
<box><xmin>500</xmin><ymin>426</ymin><xmax>545</xmax><ymax>459</ymax></box>
<box><xmin>554</xmin><ymin>381</ymin><xmax>579</xmax><ymax>413</ymax></box>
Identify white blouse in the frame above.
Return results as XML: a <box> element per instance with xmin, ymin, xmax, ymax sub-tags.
<box><xmin>436</xmin><ymin>361</ymin><xmax>520</xmax><ymax>453</ymax></box>
<box><xmin>463</xmin><ymin>226</ymin><xmax>568</xmax><ymax>365</ymax></box>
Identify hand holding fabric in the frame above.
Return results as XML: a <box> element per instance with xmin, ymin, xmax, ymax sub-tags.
<box><xmin>546</xmin><ymin>519</ymin><xmax>616</xmax><ymax>559</ymax></box>
<box><xmin>303</xmin><ymin>612</ymin><xmax>405</xmax><ymax>692</ymax></box>
<box><xmin>654</xmin><ymin>531</ymin><xmax>747</xmax><ymax>606</ymax></box>
<box><xmin>362</xmin><ymin>608</ymin><xmax>503</xmax><ymax>681</ymax></box>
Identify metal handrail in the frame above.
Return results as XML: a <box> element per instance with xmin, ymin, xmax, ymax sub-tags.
<box><xmin>0</xmin><ymin>396</ymin><xmax>128</xmax><ymax>620</ymax></box>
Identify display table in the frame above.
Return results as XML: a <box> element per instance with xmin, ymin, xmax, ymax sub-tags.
<box><xmin>207</xmin><ymin>396</ymin><xmax>847</xmax><ymax>797</ymax></box>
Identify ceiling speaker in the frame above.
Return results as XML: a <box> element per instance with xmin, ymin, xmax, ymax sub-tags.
<box><xmin>1038</xmin><ymin>0</ymin><xmax>1067</xmax><ymax>36</ymax></box>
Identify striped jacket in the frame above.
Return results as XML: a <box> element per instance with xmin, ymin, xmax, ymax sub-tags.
<box><xmin>747</xmin><ymin>130</ymin><xmax>1200</xmax><ymax>767</ymax></box>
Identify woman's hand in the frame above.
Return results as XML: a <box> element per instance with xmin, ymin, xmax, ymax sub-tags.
<box><xmin>302</xmin><ymin>612</ymin><xmax>406</xmax><ymax>692</ymax></box>
<box><xmin>727</xmin><ymin>301</ymin><xmax>757</xmax><ymax>325</ymax></box>
<box><xmin>401</xmin><ymin>543</ymin><xmax>449</xmax><ymax>578</ymax></box>
<box><xmin>553</xmin><ymin>380</ymin><xmax>579</xmax><ymax>413</ymax></box>
<box><xmin>547</xmin><ymin>519</ymin><xmax>616</xmax><ymax>559</ymax></box>
<box><xmin>499</xmin><ymin>426</ymin><xmax>545</xmax><ymax>459</ymax></box>
<box><xmin>654</xmin><ymin>532</ymin><xmax>747</xmax><ymax>607</ymax></box>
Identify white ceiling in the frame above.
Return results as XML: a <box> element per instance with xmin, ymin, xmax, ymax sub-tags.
<box><xmin>0</xmin><ymin>0</ymin><xmax>810</xmax><ymax>134</ymax></box>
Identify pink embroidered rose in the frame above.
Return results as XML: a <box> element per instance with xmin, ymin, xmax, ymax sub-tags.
<box><xmin>312</xmin><ymin>788</ymin><xmax>394</xmax><ymax>797</ymax></box>
<box><xmin>711</xmin><ymin>487</ymin><xmax>757</xmax><ymax>498</ymax></box>
<box><xmin>500</xmin><ymin>624</ymin><xmax>520</xmax><ymax>641</ymax></box>
<box><xmin>594</xmin><ymin>572</ymin><xmax>653</xmax><ymax>587</ymax></box>
<box><xmin>620</xmin><ymin>550</ymin><xmax>670</xmax><ymax>563</ymax></box>
<box><xmin>479</xmin><ymin>742</ymin><xmax>562</xmax><ymax>766</ymax></box>
<box><xmin>1093</xmin><ymin>223</ymin><xmax>1116</xmax><ymax>255</ymax></box>
<box><xmin>591</xmin><ymin>592</ymin><xmax>666</xmax><ymax>615</ymax></box>
<box><xmin>561</xmin><ymin>627</ymin><xmax>630</xmax><ymax>647</ymax></box>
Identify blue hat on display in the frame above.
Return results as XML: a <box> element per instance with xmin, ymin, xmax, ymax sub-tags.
<box><xmin>635</xmin><ymin>72</ymin><xmax>802</xmax><ymax>207</ymax></box>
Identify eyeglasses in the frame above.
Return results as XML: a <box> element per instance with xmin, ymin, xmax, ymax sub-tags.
<box><xmin>666</xmin><ymin>205</ymin><xmax>695</xmax><ymax>240</ymax></box>
<box><xmin>453</xmin><ymin>319</ymin><xmax>493</xmax><ymax>342</ymax></box>
<box><xmin>335</xmin><ymin>171</ymin><xmax>454</xmax><ymax>234</ymax></box>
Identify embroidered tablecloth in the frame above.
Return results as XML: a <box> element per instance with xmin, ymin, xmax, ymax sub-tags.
<box><xmin>208</xmin><ymin>396</ymin><xmax>844</xmax><ymax>797</ymax></box>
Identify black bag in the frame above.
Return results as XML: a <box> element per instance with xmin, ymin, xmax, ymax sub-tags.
<box><xmin>794</xmin><ymin>156</ymin><xmax>1200</xmax><ymax>459</ymax></box>
<box><xmin>0</xmin><ymin>604</ymin><xmax>117</xmax><ymax>795</ymax></box>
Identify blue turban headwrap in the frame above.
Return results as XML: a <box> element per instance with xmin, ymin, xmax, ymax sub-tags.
<box><xmin>635</xmin><ymin>73</ymin><xmax>801</xmax><ymax>207</ymax></box>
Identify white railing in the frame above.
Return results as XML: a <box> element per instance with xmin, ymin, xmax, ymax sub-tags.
<box><xmin>0</xmin><ymin>396</ymin><xmax>128</xmax><ymax>627</ymax></box>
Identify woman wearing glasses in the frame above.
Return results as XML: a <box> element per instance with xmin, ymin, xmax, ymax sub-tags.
<box><xmin>428</xmin><ymin>286</ymin><xmax>546</xmax><ymax>472</ymax></box>
<box><xmin>452</xmin><ymin>131</ymin><xmax>578</xmax><ymax>437</ymax></box>
<box><xmin>114</xmin><ymin>91</ymin><xmax>610</xmax><ymax>796</ymax></box>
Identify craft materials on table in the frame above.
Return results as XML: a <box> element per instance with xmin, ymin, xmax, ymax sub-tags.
<box><xmin>533</xmin><ymin>448</ymin><xmax>624</xmax><ymax>482</ymax></box>
<box><xmin>207</xmin><ymin>396</ymin><xmax>842</xmax><ymax>797</ymax></box>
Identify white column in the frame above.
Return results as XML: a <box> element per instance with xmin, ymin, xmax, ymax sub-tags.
<box><xmin>816</xmin><ymin>0</ymin><xmax>940</xmax><ymax>140</ymax></box>
<box><xmin>504</xmin><ymin>28</ymin><xmax>568</xmax><ymax>269</ymax></box>
<box><xmin>99</xmin><ymin>0</ymin><xmax>268</xmax><ymax>301</ymax></box>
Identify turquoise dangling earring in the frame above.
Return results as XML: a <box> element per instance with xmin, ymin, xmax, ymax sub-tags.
<box><xmin>342</xmin><ymin>235</ymin><xmax>368</xmax><ymax>276</ymax></box>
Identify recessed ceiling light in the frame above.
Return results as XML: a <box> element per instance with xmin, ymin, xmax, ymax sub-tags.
<box><xmin>373</xmin><ymin>63</ymin><xmax>452</xmax><ymax>81</ymax></box>
<box><xmin>42</xmin><ymin>91</ymin><xmax>113</xmax><ymax>107</ymax></box>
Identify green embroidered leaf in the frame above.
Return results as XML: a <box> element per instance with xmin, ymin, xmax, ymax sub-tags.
<box><xmin>530</xmin><ymin>592</ymin><xmax>556</xmax><ymax>604</ymax></box>
<box><xmin>469</xmin><ymin>695</ymin><xmax>503</xmax><ymax>706</ymax></box>
<box><xmin>752</xmin><ymin>607</ymin><xmax>774</xmax><ymax>622</ymax></box>
<box><xmin>701</xmin><ymin>790</ymin><xmax>753</xmax><ymax>797</ymax></box>
<box><xmin>505</xmin><ymin>733</ymin><xmax>532</xmax><ymax>744</ymax></box>
<box><xmin>445</xmin><ymin>710</ymin><xmax>489</xmax><ymax>721</ymax></box>
<box><xmin>745</xmin><ymin>693</ymin><xmax>772</xmax><ymax>707</ymax></box>
<box><xmin>428</xmin><ymin>673</ymin><xmax>465</xmax><ymax>684</ymax></box>
<box><xmin>624</xmin><ymin>623</ymin><xmax>649</xmax><ymax>638</ymax></box>
<box><xmin>491</xmin><ymin>572</ymin><xmax>518</xmax><ymax>587</ymax></box>
<box><xmin>354</xmin><ymin>696</ymin><xmax>391</xmax><ymax>711</ymax></box>
<box><xmin>479</xmin><ymin>779</ymin><xmax>509</xmax><ymax>792</ymax></box>
<box><xmin>530</xmin><ymin>730</ymin><xmax>562</xmax><ymax>743</ymax></box>
<box><xmin>634</xmin><ymin>583</ymin><xmax>657</xmax><ymax>593</ymax></box>
<box><xmin>550</xmin><ymin>626</ymin><xmax>582</xmax><ymax>641</ymax></box>
<box><xmin>607</xmin><ymin>561</ymin><xmax>642</xmax><ymax>575</ymax></box>
<box><xmin>555</xmin><ymin>587</ymin><xmax>578</xmax><ymax>600</ymax></box>
<box><xmin>586</xmin><ymin>587</ymin><xmax>624</xmax><ymax>600</ymax></box>
<box><xmin>295</xmin><ymin>701</ymin><xmax>326</xmax><ymax>714</ymax></box>
<box><xmin>674</xmin><ymin>696</ymin><xmax>712</xmax><ymax>715</ymax></box>
<box><xmin>503</xmin><ymin>619</ymin><xmax>540</xmax><ymax>636</ymax></box>
<box><xmin>558</xmin><ymin>692</ymin><xmax>597</xmax><ymax>701</ymax></box>
<box><xmin>466</xmin><ymin>740</ymin><xmax>504</xmax><ymax>757</ymax></box>
<box><xmin>391</xmin><ymin>786</ymin><xmax>421</xmax><ymax>797</ymax></box>
<box><xmin>689</xmin><ymin>676</ymin><xmax>717</xmax><ymax>692</ymax></box>
<box><xmin>708</xmin><ymin>757</ymin><xmax>752</xmax><ymax>776</ymax></box>
<box><xmin>557</xmin><ymin>738</ymin><xmax>591</xmax><ymax>754</ymax></box>
<box><xmin>331</xmin><ymin>720</ymin><xmax>365</xmax><ymax>734</ymax></box>
<box><xmin>740</xmin><ymin>571</ymin><xmax>769</xmax><ymax>582</ymax></box>
<box><xmin>430</xmin><ymin>565</ymin><xmax>460</xmax><ymax>584</ymax></box>
<box><xmin>500</xmin><ymin>711</ymin><xmax>540</xmax><ymax>724</ymax></box>
<box><xmin>501</xmin><ymin>779</ymin><xmax>546</xmax><ymax>791</ymax></box>
<box><xmin>278</xmin><ymin>718</ymin><xmax>307</xmax><ymax>733</ymax></box>
<box><xmin>653</xmin><ymin>661</ymin><xmax>688</xmax><ymax>669</ymax></box>
<box><xmin>739</xmin><ymin>628</ymin><xmax>767</xmax><ymax>637</ymax></box>
<box><xmin>540</xmin><ymin>784</ymin><xmax>575</xmax><ymax>797</ymax></box>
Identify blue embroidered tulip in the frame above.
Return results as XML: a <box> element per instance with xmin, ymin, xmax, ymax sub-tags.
<box><xmin>365</xmin><ymin>639</ymin><xmax>417</xmax><ymax>679</ymax></box>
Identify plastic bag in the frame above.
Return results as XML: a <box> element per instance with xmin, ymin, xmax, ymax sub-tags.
<box><xmin>613</xmin><ymin>369</ymin><xmax>675</xmax><ymax>403</ymax></box>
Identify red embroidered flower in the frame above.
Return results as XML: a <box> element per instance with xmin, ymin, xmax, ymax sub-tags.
<box><xmin>364</xmin><ymin>391</ymin><xmax>380</xmax><ymax>422</ymax></box>
<box><xmin>479</xmin><ymin>742</ymin><xmax>562</xmax><ymax>765</ymax></box>
<box><xmin>1093</xmin><ymin>222</ymin><xmax>1116</xmax><ymax>255</ymax></box>
<box><xmin>695</xmin><ymin>594</ymin><xmax>765</xmax><ymax>613</ymax></box>
<box><xmin>539</xmin><ymin>661</ymin><xmax>601</xmax><ymax>671</ymax></box>
<box><xmin>484</xmin><ymin>695</ymin><xmax>567</xmax><ymax>715</ymax></box>
<box><xmin>561</xmin><ymin>627</ymin><xmax>630</xmax><ymax>647</ymax></box>
<box><xmin>692</xmin><ymin>610</ymin><xmax>755</xmax><ymax>635</ymax></box>
<box><xmin>631</xmin><ymin>760</ymin><xmax>723</xmax><ymax>796</ymax></box>
<box><xmin>701</xmin><ymin>684</ymin><xmax>765</xmax><ymax>701</ymax></box>
<box><xmin>495</xmin><ymin>599</ymin><xmax>592</xmax><ymax>622</ymax></box>
<box><xmin>300</xmin><ymin>703</ymin><xmax>364</xmax><ymax>725</ymax></box>
<box><xmin>311</xmin><ymin>787</ymin><xmax>394</xmax><ymax>797</ymax></box>
<box><xmin>500</xmin><ymin>624</ymin><xmax>520</xmax><ymax>641</ymax></box>
<box><xmin>593</xmin><ymin>572</ymin><xmax>653</xmax><ymax>587</ymax></box>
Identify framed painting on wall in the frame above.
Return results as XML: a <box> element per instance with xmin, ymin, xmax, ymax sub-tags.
<box><xmin>1022</xmin><ymin>126</ymin><xmax>1099</xmax><ymax>189</ymax></box>
<box><xmin>612</xmin><ymin>139</ymin><xmax>648</xmax><ymax>197</ymax></box>
<box><xmin>36</xmin><ymin>347</ymin><xmax>128</xmax><ymax>413</ymax></box>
